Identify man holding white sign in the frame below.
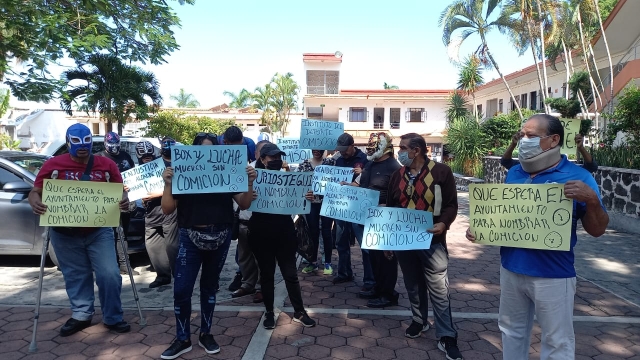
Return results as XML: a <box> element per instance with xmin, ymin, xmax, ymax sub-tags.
<box><xmin>387</xmin><ymin>133</ymin><xmax>462</xmax><ymax>359</ymax></box>
<box><xmin>466</xmin><ymin>114</ymin><xmax>609</xmax><ymax>360</ymax></box>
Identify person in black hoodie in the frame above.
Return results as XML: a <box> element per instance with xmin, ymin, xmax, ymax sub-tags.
<box><xmin>249</xmin><ymin>143</ymin><xmax>316</xmax><ymax>330</ymax></box>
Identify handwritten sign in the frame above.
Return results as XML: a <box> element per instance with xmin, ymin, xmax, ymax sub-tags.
<box><xmin>362</xmin><ymin>208</ymin><xmax>434</xmax><ymax>250</ymax></box>
<box><xmin>312</xmin><ymin>165</ymin><xmax>353</xmax><ymax>195</ymax></box>
<box><xmin>299</xmin><ymin>119</ymin><xmax>344</xmax><ymax>150</ymax></box>
<box><xmin>320</xmin><ymin>182</ymin><xmax>379</xmax><ymax>225</ymax></box>
<box><xmin>171</xmin><ymin>145</ymin><xmax>248</xmax><ymax>194</ymax></box>
<box><xmin>283</xmin><ymin>149</ymin><xmax>312</xmax><ymax>164</ymax></box>
<box><xmin>121</xmin><ymin>158</ymin><xmax>166</xmax><ymax>201</ymax></box>
<box><xmin>249</xmin><ymin>169</ymin><xmax>313</xmax><ymax>215</ymax></box>
<box><xmin>276</xmin><ymin>137</ymin><xmax>300</xmax><ymax>151</ymax></box>
<box><xmin>469</xmin><ymin>184</ymin><xmax>573</xmax><ymax>251</ymax></box>
<box><xmin>560</xmin><ymin>119</ymin><xmax>582</xmax><ymax>154</ymax></box>
<box><xmin>40</xmin><ymin>179</ymin><xmax>123</xmax><ymax>227</ymax></box>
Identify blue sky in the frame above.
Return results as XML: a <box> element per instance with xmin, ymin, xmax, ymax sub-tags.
<box><xmin>14</xmin><ymin>0</ymin><xmax>538</xmax><ymax>109</ymax></box>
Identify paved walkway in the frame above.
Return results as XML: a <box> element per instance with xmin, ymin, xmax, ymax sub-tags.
<box><xmin>0</xmin><ymin>192</ymin><xmax>638</xmax><ymax>359</ymax></box>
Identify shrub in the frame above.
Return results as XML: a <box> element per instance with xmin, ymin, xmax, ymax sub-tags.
<box><xmin>604</xmin><ymin>86</ymin><xmax>640</xmax><ymax>148</ymax></box>
<box><xmin>445</xmin><ymin>117</ymin><xmax>488</xmax><ymax>177</ymax></box>
<box><xmin>590</xmin><ymin>144</ymin><xmax>640</xmax><ymax>170</ymax></box>
<box><xmin>144</xmin><ymin>111</ymin><xmax>238</xmax><ymax>144</ymax></box>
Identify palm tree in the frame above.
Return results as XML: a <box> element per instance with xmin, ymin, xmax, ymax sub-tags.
<box><xmin>383</xmin><ymin>82</ymin><xmax>399</xmax><ymax>90</ymax></box>
<box><xmin>252</xmin><ymin>84</ymin><xmax>274</xmax><ymax>127</ymax></box>
<box><xmin>446</xmin><ymin>92</ymin><xmax>471</xmax><ymax>126</ymax></box>
<box><xmin>170</xmin><ymin>88</ymin><xmax>200</xmax><ymax>108</ymax></box>
<box><xmin>592</xmin><ymin>0</ymin><xmax>614</xmax><ymax>114</ymax></box>
<box><xmin>60</xmin><ymin>53</ymin><xmax>162</xmax><ymax>134</ymax></box>
<box><xmin>223</xmin><ymin>88</ymin><xmax>252</xmax><ymax>108</ymax></box>
<box><xmin>269</xmin><ymin>72</ymin><xmax>300</xmax><ymax>135</ymax></box>
<box><xmin>457</xmin><ymin>54</ymin><xmax>484</xmax><ymax>122</ymax></box>
<box><xmin>440</xmin><ymin>0</ymin><xmax>524</xmax><ymax>120</ymax></box>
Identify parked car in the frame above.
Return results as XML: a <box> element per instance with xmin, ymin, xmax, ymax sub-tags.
<box><xmin>0</xmin><ymin>151</ymin><xmax>145</xmax><ymax>266</ymax></box>
<box><xmin>38</xmin><ymin>135</ymin><xmax>165</xmax><ymax>158</ymax></box>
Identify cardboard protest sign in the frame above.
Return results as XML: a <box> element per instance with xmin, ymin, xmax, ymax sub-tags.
<box><xmin>249</xmin><ymin>169</ymin><xmax>313</xmax><ymax>215</ymax></box>
<box><xmin>320</xmin><ymin>182</ymin><xmax>379</xmax><ymax>225</ymax></box>
<box><xmin>559</xmin><ymin>119</ymin><xmax>582</xmax><ymax>154</ymax></box>
<box><xmin>283</xmin><ymin>149</ymin><xmax>312</xmax><ymax>164</ymax></box>
<box><xmin>171</xmin><ymin>145</ymin><xmax>248</xmax><ymax>194</ymax></box>
<box><xmin>299</xmin><ymin>119</ymin><xmax>344</xmax><ymax>150</ymax></box>
<box><xmin>276</xmin><ymin>137</ymin><xmax>300</xmax><ymax>150</ymax></box>
<box><xmin>361</xmin><ymin>207</ymin><xmax>434</xmax><ymax>251</ymax></box>
<box><xmin>121</xmin><ymin>158</ymin><xmax>166</xmax><ymax>201</ymax></box>
<box><xmin>312</xmin><ymin>165</ymin><xmax>353</xmax><ymax>195</ymax></box>
<box><xmin>40</xmin><ymin>179</ymin><xmax>123</xmax><ymax>227</ymax></box>
<box><xmin>469</xmin><ymin>184</ymin><xmax>573</xmax><ymax>251</ymax></box>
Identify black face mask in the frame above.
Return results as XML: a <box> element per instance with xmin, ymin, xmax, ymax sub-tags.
<box><xmin>161</xmin><ymin>148</ymin><xmax>171</xmax><ymax>159</ymax></box>
<box><xmin>266</xmin><ymin>160</ymin><xmax>283</xmax><ymax>170</ymax></box>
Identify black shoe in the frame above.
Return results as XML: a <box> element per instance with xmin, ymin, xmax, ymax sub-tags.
<box><xmin>332</xmin><ymin>276</ymin><xmax>354</xmax><ymax>285</ymax></box>
<box><xmin>198</xmin><ymin>333</ymin><xmax>220</xmax><ymax>354</ymax></box>
<box><xmin>293</xmin><ymin>311</ymin><xmax>316</xmax><ymax>327</ymax></box>
<box><xmin>60</xmin><ymin>318</ymin><xmax>91</xmax><ymax>337</ymax></box>
<box><xmin>161</xmin><ymin>339</ymin><xmax>193</xmax><ymax>360</ymax></box>
<box><xmin>405</xmin><ymin>320</ymin><xmax>430</xmax><ymax>338</ymax></box>
<box><xmin>263</xmin><ymin>311</ymin><xmax>276</xmax><ymax>329</ymax></box>
<box><xmin>228</xmin><ymin>273</ymin><xmax>242</xmax><ymax>291</ymax></box>
<box><xmin>358</xmin><ymin>289</ymin><xmax>378</xmax><ymax>299</ymax></box>
<box><xmin>149</xmin><ymin>278</ymin><xmax>171</xmax><ymax>288</ymax></box>
<box><xmin>104</xmin><ymin>321</ymin><xmax>131</xmax><ymax>333</ymax></box>
<box><xmin>120</xmin><ymin>266</ymin><xmax>140</xmax><ymax>275</ymax></box>
<box><xmin>438</xmin><ymin>336</ymin><xmax>464</xmax><ymax>360</ymax></box>
<box><xmin>367</xmin><ymin>294</ymin><xmax>399</xmax><ymax>308</ymax></box>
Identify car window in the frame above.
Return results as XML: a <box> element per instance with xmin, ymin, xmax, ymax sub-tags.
<box><xmin>0</xmin><ymin>166</ymin><xmax>23</xmax><ymax>189</ymax></box>
<box><xmin>9</xmin><ymin>157</ymin><xmax>47</xmax><ymax>176</ymax></box>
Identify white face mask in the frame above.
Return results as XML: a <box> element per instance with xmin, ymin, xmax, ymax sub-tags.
<box><xmin>518</xmin><ymin>135</ymin><xmax>550</xmax><ymax>160</ymax></box>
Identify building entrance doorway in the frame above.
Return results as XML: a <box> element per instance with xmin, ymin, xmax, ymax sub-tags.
<box><xmin>373</xmin><ymin>108</ymin><xmax>384</xmax><ymax>129</ymax></box>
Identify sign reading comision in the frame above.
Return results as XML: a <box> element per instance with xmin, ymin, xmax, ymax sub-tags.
<box><xmin>171</xmin><ymin>145</ymin><xmax>248</xmax><ymax>194</ymax></box>
<box><xmin>469</xmin><ymin>184</ymin><xmax>573</xmax><ymax>251</ymax></box>
<box><xmin>248</xmin><ymin>169</ymin><xmax>313</xmax><ymax>215</ymax></box>
<box><xmin>299</xmin><ymin>119</ymin><xmax>345</xmax><ymax>150</ymax></box>
<box><xmin>40</xmin><ymin>179</ymin><xmax>123</xmax><ymax>227</ymax></box>
<box><xmin>362</xmin><ymin>207</ymin><xmax>434</xmax><ymax>251</ymax></box>
<box><xmin>283</xmin><ymin>149</ymin><xmax>312</xmax><ymax>164</ymax></box>
<box><xmin>560</xmin><ymin>119</ymin><xmax>582</xmax><ymax>154</ymax></box>
<box><xmin>320</xmin><ymin>182</ymin><xmax>379</xmax><ymax>225</ymax></box>
<box><xmin>121</xmin><ymin>158</ymin><xmax>166</xmax><ymax>201</ymax></box>
<box><xmin>312</xmin><ymin>165</ymin><xmax>353</xmax><ymax>195</ymax></box>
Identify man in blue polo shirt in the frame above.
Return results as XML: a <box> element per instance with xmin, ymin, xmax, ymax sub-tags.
<box><xmin>466</xmin><ymin>114</ymin><xmax>608</xmax><ymax>360</ymax></box>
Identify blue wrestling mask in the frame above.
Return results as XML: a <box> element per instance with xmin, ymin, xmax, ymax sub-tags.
<box><xmin>66</xmin><ymin>123</ymin><xmax>93</xmax><ymax>157</ymax></box>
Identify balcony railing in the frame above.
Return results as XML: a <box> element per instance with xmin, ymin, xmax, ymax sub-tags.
<box><xmin>306</xmin><ymin>85</ymin><xmax>339</xmax><ymax>95</ymax></box>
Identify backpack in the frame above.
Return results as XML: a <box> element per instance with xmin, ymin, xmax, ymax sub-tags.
<box><xmin>294</xmin><ymin>215</ymin><xmax>314</xmax><ymax>262</ymax></box>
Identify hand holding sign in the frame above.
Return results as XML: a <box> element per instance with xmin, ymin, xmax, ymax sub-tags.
<box><xmin>564</xmin><ymin>180</ymin><xmax>597</xmax><ymax>204</ymax></box>
<box><xmin>163</xmin><ymin>167</ymin><xmax>173</xmax><ymax>185</ymax></box>
<box><xmin>427</xmin><ymin>222</ymin><xmax>446</xmax><ymax>236</ymax></box>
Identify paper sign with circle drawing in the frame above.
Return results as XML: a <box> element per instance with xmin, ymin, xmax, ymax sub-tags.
<box><xmin>40</xmin><ymin>179</ymin><xmax>123</xmax><ymax>227</ymax></box>
<box><xmin>299</xmin><ymin>119</ymin><xmax>345</xmax><ymax>150</ymax></box>
<box><xmin>469</xmin><ymin>184</ymin><xmax>573</xmax><ymax>251</ymax></box>
<box><xmin>312</xmin><ymin>165</ymin><xmax>353</xmax><ymax>196</ymax></box>
<box><xmin>121</xmin><ymin>158</ymin><xmax>166</xmax><ymax>201</ymax></box>
<box><xmin>559</xmin><ymin>119</ymin><xmax>582</xmax><ymax>155</ymax></box>
<box><xmin>320</xmin><ymin>182</ymin><xmax>380</xmax><ymax>225</ymax></box>
<box><xmin>171</xmin><ymin>145</ymin><xmax>248</xmax><ymax>194</ymax></box>
<box><xmin>248</xmin><ymin>169</ymin><xmax>313</xmax><ymax>215</ymax></box>
<box><xmin>361</xmin><ymin>207</ymin><xmax>434</xmax><ymax>250</ymax></box>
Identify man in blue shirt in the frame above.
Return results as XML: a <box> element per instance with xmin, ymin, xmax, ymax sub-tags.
<box><xmin>217</xmin><ymin>127</ymin><xmax>257</xmax><ymax>162</ymax></box>
<box><xmin>466</xmin><ymin>114</ymin><xmax>608</xmax><ymax>360</ymax></box>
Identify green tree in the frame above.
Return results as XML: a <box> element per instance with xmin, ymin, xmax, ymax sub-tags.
<box><xmin>383</xmin><ymin>82</ymin><xmax>399</xmax><ymax>90</ymax></box>
<box><xmin>252</xmin><ymin>84</ymin><xmax>275</xmax><ymax>130</ymax></box>
<box><xmin>145</xmin><ymin>111</ymin><xmax>237</xmax><ymax>144</ymax></box>
<box><xmin>445</xmin><ymin>117</ymin><xmax>488</xmax><ymax>177</ymax></box>
<box><xmin>170</xmin><ymin>88</ymin><xmax>200</xmax><ymax>108</ymax></box>
<box><xmin>457</xmin><ymin>54</ymin><xmax>484</xmax><ymax>122</ymax></box>
<box><xmin>1</xmin><ymin>0</ymin><xmax>194</xmax><ymax>103</ymax></box>
<box><xmin>223</xmin><ymin>89</ymin><xmax>252</xmax><ymax>108</ymax></box>
<box><xmin>0</xmin><ymin>89</ymin><xmax>10</xmax><ymax>118</ymax></box>
<box><xmin>445</xmin><ymin>92</ymin><xmax>471</xmax><ymax>125</ymax></box>
<box><xmin>604</xmin><ymin>85</ymin><xmax>640</xmax><ymax>148</ymax></box>
<box><xmin>60</xmin><ymin>54</ymin><xmax>162</xmax><ymax>135</ymax></box>
<box><xmin>440</xmin><ymin>0</ymin><xmax>524</xmax><ymax>120</ymax></box>
<box><xmin>269</xmin><ymin>72</ymin><xmax>300</xmax><ymax>135</ymax></box>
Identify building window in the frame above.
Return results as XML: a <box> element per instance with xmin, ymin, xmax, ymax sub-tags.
<box><xmin>390</xmin><ymin>108</ymin><xmax>400</xmax><ymax>129</ymax></box>
<box><xmin>348</xmin><ymin>107</ymin><xmax>367</xmax><ymax>122</ymax></box>
<box><xmin>406</xmin><ymin>108</ymin><xmax>426</xmax><ymax>122</ymax></box>
<box><xmin>512</xmin><ymin>96</ymin><xmax>520</xmax><ymax>111</ymax></box>
<box><xmin>476</xmin><ymin>104</ymin><xmax>483</xmax><ymax>118</ymax></box>
<box><xmin>538</xmin><ymin>90</ymin><xmax>544</xmax><ymax>110</ymax></box>
<box><xmin>529</xmin><ymin>91</ymin><xmax>537</xmax><ymax>110</ymax></box>
<box><xmin>373</xmin><ymin>114</ymin><xmax>384</xmax><ymax>129</ymax></box>
<box><xmin>498</xmin><ymin>99</ymin><xmax>504</xmax><ymax>113</ymax></box>
<box><xmin>520</xmin><ymin>93</ymin><xmax>528</xmax><ymax>108</ymax></box>
<box><xmin>307</xmin><ymin>107</ymin><xmax>323</xmax><ymax>119</ymax></box>
<box><xmin>306</xmin><ymin>70</ymin><xmax>339</xmax><ymax>95</ymax></box>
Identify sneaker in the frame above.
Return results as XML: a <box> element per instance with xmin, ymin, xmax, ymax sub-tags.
<box><xmin>302</xmin><ymin>264</ymin><xmax>318</xmax><ymax>274</ymax></box>
<box><xmin>198</xmin><ymin>333</ymin><xmax>220</xmax><ymax>354</ymax></box>
<box><xmin>438</xmin><ymin>336</ymin><xmax>463</xmax><ymax>360</ymax></box>
<box><xmin>405</xmin><ymin>320</ymin><xmax>430</xmax><ymax>338</ymax></box>
<box><xmin>161</xmin><ymin>339</ymin><xmax>192</xmax><ymax>360</ymax></box>
<box><xmin>293</xmin><ymin>311</ymin><xmax>316</xmax><ymax>327</ymax></box>
<box><xmin>323</xmin><ymin>263</ymin><xmax>333</xmax><ymax>275</ymax></box>
<box><xmin>228</xmin><ymin>273</ymin><xmax>242</xmax><ymax>292</ymax></box>
<box><xmin>263</xmin><ymin>311</ymin><xmax>276</xmax><ymax>329</ymax></box>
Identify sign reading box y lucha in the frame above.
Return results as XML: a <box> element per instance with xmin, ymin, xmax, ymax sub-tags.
<box><xmin>121</xmin><ymin>158</ymin><xmax>166</xmax><ymax>201</ymax></box>
<box><xmin>312</xmin><ymin>165</ymin><xmax>353</xmax><ymax>195</ymax></box>
<box><xmin>171</xmin><ymin>145</ymin><xmax>248</xmax><ymax>194</ymax></box>
<box><xmin>469</xmin><ymin>184</ymin><xmax>573</xmax><ymax>251</ymax></box>
<box><xmin>299</xmin><ymin>119</ymin><xmax>345</xmax><ymax>150</ymax></box>
<box><xmin>248</xmin><ymin>169</ymin><xmax>313</xmax><ymax>215</ymax></box>
<box><xmin>320</xmin><ymin>182</ymin><xmax>380</xmax><ymax>225</ymax></box>
<box><xmin>361</xmin><ymin>207</ymin><xmax>434</xmax><ymax>251</ymax></box>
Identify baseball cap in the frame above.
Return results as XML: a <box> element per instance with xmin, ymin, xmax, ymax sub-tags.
<box><xmin>259</xmin><ymin>143</ymin><xmax>286</xmax><ymax>158</ymax></box>
<box><xmin>335</xmin><ymin>133</ymin><xmax>354</xmax><ymax>152</ymax></box>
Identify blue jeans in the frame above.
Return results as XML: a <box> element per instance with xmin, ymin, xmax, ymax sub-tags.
<box><xmin>305</xmin><ymin>202</ymin><xmax>334</xmax><ymax>265</ymax></box>
<box><xmin>50</xmin><ymin>227</ymin><xmax>123</xmax><ymax>325</ymax></box>
<box><xmin>174</xmin><ymin>227</ymin><xmax>231</xmax><ymax>341</ymax></box>
<box><xmin>335</xmin><ymin>220</ymin><xmax>375</xmax><ymax>287</ymax></box>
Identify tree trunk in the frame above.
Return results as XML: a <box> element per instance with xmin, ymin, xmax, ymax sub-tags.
<box><xmin>576</xmin><ymin>7</ymin><xmax>598</xmax><ymax>118</ymax></box>
<box><xmin>527</xmin><ymin>20</ymin><xmax>547</xmax><ymax>113</ymax></box>
<box><xmin>481</xmin><ymin>34</ymin><xmax>524</xmax><ymax>120</ymax></box>
<box><xmin>536</xmin><ymin>0</ymin><xmax>550</xmax><ymax>114</ymax></box>
<box><xmin>562</xmin><ymin>40</ymin><xmax>571</xmax><ymax>100</ymax></box>
<box><xmin>472</xmin><ymin>93</ymin><xmax>478</xmax><ymax>123</ymax></box>
<box><xmin>594</xmin><ymin>0</ymin><xmax>615</xmax><ymax>118</ymax></box>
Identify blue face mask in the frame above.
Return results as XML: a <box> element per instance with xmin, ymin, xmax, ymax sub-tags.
<box><xmin>398</xmin><ymin>151</ymin><xmax>413</xmax><ymax>166</ymax></box>
<box><xmin>66</xmin><ymin>124</ymin><xmax>92</xmax><ymax>157</ymax></box>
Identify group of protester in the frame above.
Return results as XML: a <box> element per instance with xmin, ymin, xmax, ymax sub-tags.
<box><xmin>26</xmin><ymin>112</ymin><xmax>607</xmax><ymax>360</ymax></box>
